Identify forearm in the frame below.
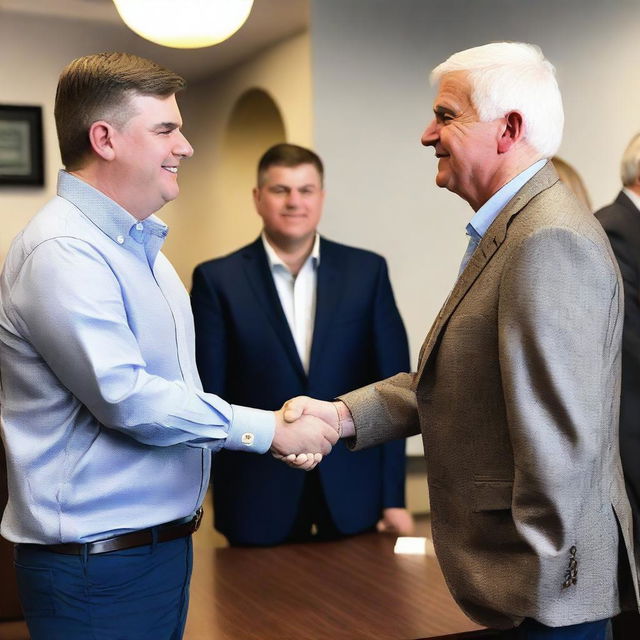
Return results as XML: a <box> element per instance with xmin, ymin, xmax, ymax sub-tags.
<box><xmin>339</xmin><ymin>372</ymin><xmax>419</xmax><ymax>450</ymax></box>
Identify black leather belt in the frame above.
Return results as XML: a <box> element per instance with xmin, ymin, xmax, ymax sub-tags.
<box><xmin>37</xmin><ymin>507</ymin><xmax>203</xmax><ymax>555</ymax></box>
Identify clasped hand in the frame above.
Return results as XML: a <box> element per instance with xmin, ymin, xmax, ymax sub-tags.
<box><xmin>270</xmin><ymin>396</ymin><xmax>341</xmax><ymax>471</ymax></box>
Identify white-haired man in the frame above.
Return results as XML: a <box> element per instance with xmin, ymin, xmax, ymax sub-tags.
<box><xmin>285</xmin><ymin>42</ymin><xmax>638</xmax><ymax>639</ymax></box>
<box><xmin>596</xmin><ymin>134</ymin><xmax>640</xmax><ymax>552</ymax></box>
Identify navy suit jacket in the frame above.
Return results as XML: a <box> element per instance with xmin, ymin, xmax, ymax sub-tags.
<box><xmin>191</xmin><ymin>236</ymin><xmax>410</xmax><ymax>545</ymax></box>
<box><xmin>596</xmin><ymin>191</ymin><xmax>640</xmax><ymax>546</ymax></box>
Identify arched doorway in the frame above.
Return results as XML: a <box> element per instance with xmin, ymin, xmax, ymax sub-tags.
<box><xmin>215</xmin><ymin>88</ymin><xmax>286</xmax><ymax>254</ymax></box>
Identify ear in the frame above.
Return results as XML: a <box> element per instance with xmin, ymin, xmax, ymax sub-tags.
<box><xmin>497</xmin><ymin>111</ymin><xmax>525</xmax><ymax>154</ymax></box>
<box><xmin>88</xmin><ymin>121</ymin><xmax>116</xmax><ymax>161</ymax></box>
<box><xmin>252</xmin><ymin>186</ymin><xmax>261</xmax><ymax>207</ymax></box>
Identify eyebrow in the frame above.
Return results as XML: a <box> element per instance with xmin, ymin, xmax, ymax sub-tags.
<box><xmin>434</xmin><ymin>105</ymin><xmax>456</xmax><ymax>117</ymax></box>
<box><xmin>152</xmin><ymin>122</ymin><xmax>181</xmax><ymax>131</ymax></box>
<box><xmin>270</xmin><ymin>183</ymin><xmax>318</xmax><ymax>189</ymax></box>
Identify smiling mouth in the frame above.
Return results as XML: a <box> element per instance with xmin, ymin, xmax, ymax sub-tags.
<box><xmin>163</xmin><ymin>166</ymin><xmax>178</xmax><ymax>173</ymax></box>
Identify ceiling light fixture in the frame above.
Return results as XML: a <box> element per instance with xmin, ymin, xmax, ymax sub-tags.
<box><xmin>112</xmin><ymin>0</ymin><xmax>254</xmax><ymax>49</ymax></box>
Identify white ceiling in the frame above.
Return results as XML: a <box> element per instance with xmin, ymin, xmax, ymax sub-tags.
<box><xmin>0</xmin><ymin>0</ymin><xmax>309</xmax><ymax>83</ymax></box>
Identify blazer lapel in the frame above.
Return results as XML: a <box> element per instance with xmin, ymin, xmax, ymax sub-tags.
<box><xmin>308</xmin><ymin>238</ymin><xmax>342</xmax><ymax>377</ymax></box>
<box><xmin>242</xmin><ymin>238</ymin><xmax>306</xmax><ymax>380</ymax></box>
<box><xmin>417</xmin><ymin>162</ymin><xmax>560</xmax><ymax>379</ymax></box>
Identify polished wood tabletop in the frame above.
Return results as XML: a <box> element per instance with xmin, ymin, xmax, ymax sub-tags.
<box><xmin>184</xmin><ymin>516</ymin><xmax>482</xmax><ymax>640</ymax></box>
<box><xmin>0</xmin><ymin>508</ymin><xmax>483</xmax><ymax>640</ymax></box>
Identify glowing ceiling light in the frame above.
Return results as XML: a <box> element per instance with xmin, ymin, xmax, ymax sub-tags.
<box><xmin>112</xmin><ymin>0</ymin><xmax>254</xmax><ymax>49</ymax></box>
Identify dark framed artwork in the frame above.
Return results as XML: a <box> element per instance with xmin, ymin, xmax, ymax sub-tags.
<box><xmin>0</xmin><ymin>105</ymin><xmax>44</xmax><ymax>186</ymax></box>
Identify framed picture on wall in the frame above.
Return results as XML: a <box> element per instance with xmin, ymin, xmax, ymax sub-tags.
<box><xmin>0</xmin><ymin>105</ymin><xmax>44</xmax><ymax>186</ymax></box>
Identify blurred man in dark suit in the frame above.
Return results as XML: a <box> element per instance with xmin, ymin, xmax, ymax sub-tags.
<box><xmin>191</xmin><ymin>143</ymin><xmax>413</xmax><ymax>545</ymax></box>
<box><xmin>595</xmin><ymin>133</ymin><xmax>640</xmax><ymax>549</ymax></box>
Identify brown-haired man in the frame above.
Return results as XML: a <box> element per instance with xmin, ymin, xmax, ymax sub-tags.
<box><xmin>0</xmin><ymin>54</ymin><xmax>337</xmax><ymax>640</ymax></box>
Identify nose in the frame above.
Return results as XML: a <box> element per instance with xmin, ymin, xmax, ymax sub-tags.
<box><xmin>175</xmin><ymin>130</ymin><xmax>194</xmax><ymax>158</ymax></box>
<box><xmin>286</xmin><ymin>190</ymin><xmax>302</xmax><ymax>207</ymax></box>
<box><xmin>421</xmin><ymin>119</ymin><xmax>438</xmax><ymax>147</ymax></box>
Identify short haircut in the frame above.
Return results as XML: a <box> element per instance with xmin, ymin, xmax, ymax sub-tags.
<box><xmin>55</xmin><ymin>52</ymin><xmax>186</xmax><ymax>170</ymax></box>
<box><xmin>430</xmin><ymin>42</ymin><xmax>564</xmax><ymax>158</ymax></box>
<box><xmin>257</xmin><ymin>143</ymin><xmax>324</xmax><ymax>187</ymax></box>
<box><xmin>620</xmin><ymin>133</ymin><xmax>640</xmax><ymax>187</ymax></box>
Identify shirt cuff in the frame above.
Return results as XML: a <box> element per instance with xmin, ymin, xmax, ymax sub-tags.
<box><xmin>224</xmin><ymin>405</ymin><xmax>275</xmax><ymax>454</ymax></box>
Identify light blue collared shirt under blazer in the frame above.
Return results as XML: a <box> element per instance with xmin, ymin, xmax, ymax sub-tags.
<box><xmin>460</xmin><ymin>159</ymin><xmax>548</xmax><ymax>274</ymax></box>
<box><xmin>0</xmin><ymin>171</ymin><xmax>274</xmax><ymax>544</ymax></box>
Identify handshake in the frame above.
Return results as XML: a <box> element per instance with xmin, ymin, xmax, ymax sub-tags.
<box><xmin>270</xmin><ymin>396</ymin><xmax>354</xmax><ymax>471</ymax></box>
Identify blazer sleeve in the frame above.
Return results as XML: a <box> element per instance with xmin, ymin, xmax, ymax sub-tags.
<box><xmin>497</xmin><ymin>225</ymin><xmax>621</xmax><ymax>554</ymax></box>
<box><xmin>191</xmin><ymin>265</ymin><xmax>228</xmax><ymax>396</ymax></box>
<box><xmin>339</xmin><ymin>372</ymin><xmax>420</xmax><ymax>449</ymax></box>
<box><xmin>372</xmin><ymin>258</ymin><xmax>411</xmax><ymax>508</ymax></box>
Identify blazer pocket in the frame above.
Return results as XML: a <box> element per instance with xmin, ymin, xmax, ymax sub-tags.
<box><xmin>472</xmin><ymin>479</ymin><xmax>513</xmax><ymax>512</ymax></box>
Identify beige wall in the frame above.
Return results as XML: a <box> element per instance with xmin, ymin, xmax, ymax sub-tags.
<box><xmin>0</xmin><ymin>11</ymin><xmax>312</xmax><ymax>283</ymax></box>
<box><xmin>168</xmin><ymin>31</ymin><xmax>313</xmax><ymax>285</ymax></box>
<box><xmin>0</xmin><ymin>12</ymin><xmax>131</xmax><ymax>262</ymax></box>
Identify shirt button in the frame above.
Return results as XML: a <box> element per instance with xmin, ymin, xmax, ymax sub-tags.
<box><xmin>241</xmin><ymin>433</ymin><xmax>255</xmax><ymax>446</ymax></box>
<box><xmin>135</xmin><ymin>223</ymin><xmax>143</xmax><ymax>231</ymax></box>
<box><xmin>116</xmin><ymin>235</ymin><xmax>125</xmax><ymax>244</ymax></box>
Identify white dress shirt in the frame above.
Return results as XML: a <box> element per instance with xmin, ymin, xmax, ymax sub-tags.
<box><xmin>623</xmin><ymin>187</ymin><xmax>640</xmax><ymax>212</ymax></box>
<box><xmin>261</xmin><ymin>233</ymin><xmax>320</xmax><ymax>373</ymax></box>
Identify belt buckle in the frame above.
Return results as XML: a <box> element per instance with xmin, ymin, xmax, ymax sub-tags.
<box><xmin>191</xmin><ymin>507</ymin><xmax>204</xmax><ymax>533</ymax></box>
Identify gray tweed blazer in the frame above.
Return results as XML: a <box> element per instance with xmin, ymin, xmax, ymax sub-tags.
<box><xmin>341</xmin><ymin>162</ymin><xmax>639</xmax><ymax>629</ymax></box>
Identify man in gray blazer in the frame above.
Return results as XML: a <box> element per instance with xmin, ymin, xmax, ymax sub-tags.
<box><xmin>284</xmin><ymin>42</ymin><xmax>638</xmax><ymax>639</ymax></box>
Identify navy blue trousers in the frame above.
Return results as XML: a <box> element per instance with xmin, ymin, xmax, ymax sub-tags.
<box><xmin>502</xmin><ymin>617</ymin><xmax>610</xmax><ymax>639</ymax></box>
<box><xmin>14</xmin><ymin>536</ymin><xmax>193</xmax><ymax>640</ymax></box>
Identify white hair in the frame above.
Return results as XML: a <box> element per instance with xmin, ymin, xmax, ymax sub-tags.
<box><xmin>620</xmin><ymin>133</ymin><xmax>640</xmax><ymax>187</ymax></box>
<box><xmin>430</xmin><ymin>42</ymin><xmax>564</xmax><ymax>158</ymax></box>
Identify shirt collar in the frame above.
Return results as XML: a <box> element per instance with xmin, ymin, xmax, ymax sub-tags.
<box><xmin>622</xmin><ymin>187</ymin><xmax>640</xmax><ymax>212</ymax></box>
<box><xmin>466</xmin><ymin>158</ymin><xmax>548</xmax><ymax>241</ymax></box>
<box><xmin>261</xmin><ymin>232</ymin><xmax>320</xmax><ymax>273</ymax></box>
<box><xmin>57</xmin><ymin>170</ymin><xmax>169</xmax><ymax>247</ymax></box>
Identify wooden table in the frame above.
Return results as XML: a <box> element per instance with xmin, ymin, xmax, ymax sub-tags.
<box><xmin>184</xmin><ymin>525</ymin><xmax>483</xmax><ymax>640</ymax></box>
<box><xmin>0</xmin><ymin>512</ymin><xmax>484</xmax><ymax>640</ymax></box>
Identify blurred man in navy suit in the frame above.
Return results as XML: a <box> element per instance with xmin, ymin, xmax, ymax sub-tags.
<box><xmin>191</xmin><ymin>143</ymin><xmax>414</xmax><ymax>545</ymax></box>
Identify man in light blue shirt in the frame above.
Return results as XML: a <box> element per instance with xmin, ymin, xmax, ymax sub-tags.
<box><xmin>0</xmin><ymin>52</ymin><xmax>337</xmax><ymax>640</ymax></box>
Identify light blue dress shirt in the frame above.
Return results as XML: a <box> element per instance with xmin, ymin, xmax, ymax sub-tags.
<box><xmin>459</xmin><ymin>159</ymin><xmax>548</xmax><ymax>274</ymax></box>
<box><xmin>0</xmin><ymin>171</ymin><xmax>274</xmax><ymax>544</ymax></box>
